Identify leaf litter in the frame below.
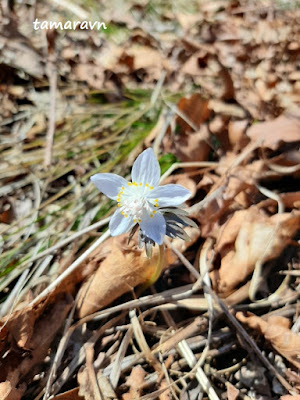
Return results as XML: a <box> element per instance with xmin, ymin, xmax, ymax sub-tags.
<box><xmin>0</xmin><ymin>0</ymin><xmax>300</xmax><ymax>399</ymax></box>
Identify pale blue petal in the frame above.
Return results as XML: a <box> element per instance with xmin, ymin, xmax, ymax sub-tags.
<box><xmin>91</xmin><ymin>173</ymin><xmax>128</xmax><ymax>200</ymax></box>
<box><xmin>131</xmin><ymin>148</ymin><xmax>160</xmax><ymax>187</ymax></box>
<box><xmin>148</xmin><ymin>184</ymin><xmax>191</xmax><ymax>206</ymax></box>
<box><xmin>140</xmin><ymin>212</ymin><xmax>166</xmax><ymax>245</ymax></box>
<box><xmin>109</xmin><ymin>209</ymin><xmax>135</xmax><ymax>236</ymax></box>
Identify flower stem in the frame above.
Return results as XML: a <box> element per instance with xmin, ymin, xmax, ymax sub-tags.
<box><xmin>140</xmin><ymin>244</ymin><xmax>165</xmax><ymax>293</ymax></box>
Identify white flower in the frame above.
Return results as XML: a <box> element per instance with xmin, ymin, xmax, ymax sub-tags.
<box><xmin>90</xmin><ymin>148</ymin><xmax>191</xmax><ymax>245</ymax></box>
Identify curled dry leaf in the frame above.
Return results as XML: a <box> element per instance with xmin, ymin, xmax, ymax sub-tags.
<box><xmin>121</xmin><ymin>46</ymin><xmax>171</xmax><ymax>81</ymax></box>
<box><xmin>1</xmin><ymin>306</ymin><xmax>36</xmax><ymax>351</ymax></box>
<box><xmin>163</xmin><ymin>94</ymin><xmax>211</xmax><ymax>163</ymax></box>
<box><xmin>76</xmin><ymin>235</ymin><xmax>176</xmax><ymax>318</ymax></box>
<box><xmin>194</xmin><ymin>155</ymin><xmax>264</xmax><ymax>238</ymax></box>
<box><xmin>0</xmin><ymin>295</ymin><xmax>73</xmax><ymax>398</ymax></box>
<box><xmin>246</xmin><ymin>108</ymin><xmax>300</xmax><ymax>150</ymax></box>
<box><xmin>212</xmin><ymin>208</ymin><xmax>300</xmax><ymax>294</ymax></box>
<box><xmin>236</xmin><ymin>312</ymin><xmax>300</xmax><ymax>370</ymax></box>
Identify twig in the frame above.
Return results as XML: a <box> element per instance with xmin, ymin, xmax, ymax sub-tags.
<box><xmin>43</xmin><ymin>300</ymin><xmax>77</xmax><ymax>399</ymax></box>
<box><xmin>164</xmin><ymin>237</ymin><xmax>200</xmax><ymax>280</ymax></box>
<box><xmin>109</xmin><ymin>328</ymin><xmax>132</xmax><ymax>389</ymax></box>
<box><xmin>160</xmin><ymin>161</ymin><xmax>217</xmax><ymax>183</ymax></box>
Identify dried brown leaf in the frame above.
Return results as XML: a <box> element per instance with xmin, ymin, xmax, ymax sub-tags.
<box><xmin>176</xmin><ymin>94</ymin><xmax>211</xmax><ymax>134</ymax></box>
<box><xmin>247</xmin><ymin>109</ymin><xmax>300</xmax><ymax>150</ymax></box>
<box><xmin>0</xmin><ymin>296</ymin><xmax>72</xmax><ymax>393</ymax></box>
<box><xmin>163</xmin><ymin>94</ymin><xmax>211</xmax><ymax>164</ymax></box>
<box><xmin>52</xmin><ymin>388</ymin><xmax>83</xmax><ymax>400</ymax></box>
<box><xmin>236</xmin><ymin>312</ymin><xmax>300</xmax><ymax>369</ymax></box>
<box><xmin>228</xmin><ymin>119</ymin><xmax>249</xmax><ymax>151</ymax></box>
<box><xmin>74</xmin><ymin>63</ymin><xmax>104</xmax><ymax>89</ymax></box>
<box><xmin>212</xmin><ymin>208</ymin><xmax>300</xmax><ymax>294</ymax></box>
<box><xmin>76</xmin><ymin>235</ymin><xmax>176</xmax><ymax>318</ymax></box>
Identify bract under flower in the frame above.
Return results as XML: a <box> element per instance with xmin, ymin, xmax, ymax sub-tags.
<box><xmin>90</xmin><ymin>148</ymin><xmax>191</xmax><ymax>245</ymax></box>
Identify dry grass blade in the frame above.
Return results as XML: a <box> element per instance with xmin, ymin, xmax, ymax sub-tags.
<box><xmin>109</xmin><ymin>328</ymin><xmax>132</xmax><ymax>389</ymax></box>
<box><xmin>29</xmin><ymin>230</ymin><xmax>111</xmax><ymax>307</ymax></box>
<box><xmin>178</xmin><ymin>340</ymin><xmax>220</xmax><ymax>400</ymax></box>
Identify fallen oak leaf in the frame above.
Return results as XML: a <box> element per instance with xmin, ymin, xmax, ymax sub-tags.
<box><xmin>163</xmin><ymin>94</ymin><xmax>211</xmax><ymax>163</ymax></box>
<box><xmin>76</xmin><ymin>235</ymin><xmax>176</xmax><ymax>318</ymax></box>
<box><xmin>246</xmin><ymin>108</ymin><xmax>300</xmax><ymax>150</ymax></box>
<box><xmin>236</xmin><ymin>312</ymin><xmax>300</xmax><ymax>369</ymax></box>
<box><xmin>212</xmin><ymin>208</ymin><xmax>300</xmax><ymax>294</ymax></box>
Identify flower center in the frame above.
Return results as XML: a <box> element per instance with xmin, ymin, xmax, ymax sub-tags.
<box><xmin>116</xmin><ymin>181</ymin><xmax>159</xmax><ymax>223</ymax></box>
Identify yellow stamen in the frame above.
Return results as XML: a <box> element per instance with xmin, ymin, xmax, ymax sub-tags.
<box><xmin>153</xmin><ymin>210</ymin><xmax>156</xmax><ymax>214</ymax></box>
<box><xmin>124</xmin><ymin>214</ymin><xmax>128</xmax><ymax>218</ymax></box>
<box><xmin>150</xmin><ymin>186</ymin><xmax>153</xmax><ymax>190</ymax></box>
<box><xmin>121</xmin><ymin>186</ymin><xmax>125</xmax><ymax>190</ymax></box>
<box><xmin>118</xmin><ymin>204</ymin><xmax>121</xmax><ymax>207</ymax></box>
<box><xmin>138</xmin><ymin>219</ymin><xmax>141</xmax><ymax>223</ymax></box>
<box><xmin>150</xmin><ymin>214</ymin><xmax>153</xmax><ymax>218</ymax></box>
<box><xmin>145</xmin><ymin>183</ymin><xmax>149</xmax><ymax>187</ymax></box>
<box><xmin>128</xmin><ymin>182</ymin><xmax>132</xmax><ymax>186</ymax></box>
<box><xmin>139</xmin><ymin>182</ymin><xmax>142</xmax><ymax>186</ymax></box>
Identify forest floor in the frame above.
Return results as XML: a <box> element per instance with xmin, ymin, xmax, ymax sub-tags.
<box><xmin>0</xmin><ymin>0</ymin><xmax>300</xmax><ymax>399</ymax></box>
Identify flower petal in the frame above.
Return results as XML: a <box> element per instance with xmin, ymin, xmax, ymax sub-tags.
<box><xmin>140</xmin><ymin>212</ymin><xmax>166</xmax><ymax>245</ymax></box>
<box><xmin>148</xmin><ymin>184</ymin><xmax>191</xmax><ymax>206</ymax></box>
<box><xmin>90</xmin><ymin>173</ymin><xmax>128</xmax><ymax>200</ymax></box>
<box><xmin>109</xmin><ymin>209</ymin><xmax>135</xmax><ymax>236</ymax></box>
<box><xmin>131</xmin><ymin>148</ymin><xmax>160</xmax><ymax>187</ymax></box>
